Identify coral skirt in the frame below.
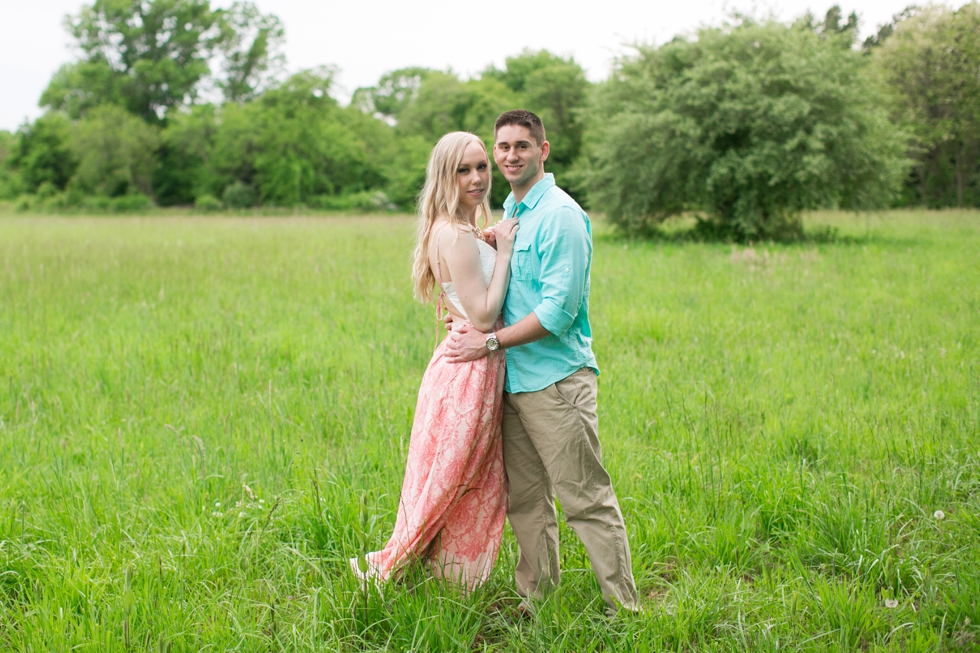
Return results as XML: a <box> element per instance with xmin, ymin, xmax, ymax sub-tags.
<box><xmin>352</xmin><ymin>325</ymin><xmax>508</xmax><ymax>588</ymax></box>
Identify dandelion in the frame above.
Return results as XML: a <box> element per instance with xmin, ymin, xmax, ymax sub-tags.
<box><xmin>934</xmin><ymin>510</ymin><xmax>946</xmax><ymax>520</ymax></box>
<box><xmin>885</xmin><ymin>599</ymin><xmax>899</xmax><ymax>609</ymax></box>
<box><xmin>214</xmin><ymin>501</ymin><xmax>221</xmax><ymax>507</ymax></box>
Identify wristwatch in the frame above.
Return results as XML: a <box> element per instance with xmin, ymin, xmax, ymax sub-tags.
<box><xmin>485</xmin><ymin>333</ymin><xmax>500</xmax><ymax>351</ymax></box>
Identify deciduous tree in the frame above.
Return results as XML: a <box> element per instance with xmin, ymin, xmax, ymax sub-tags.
<box><xmin>9</xmin><ymin>114</ymin><xmax>78</xmax><ymax>193</ymax></box>
<box><xmin>0</xmin><ymin>131</ymin><xmax>23</xmax><ymax>199</ymax></box>
<box><xmin>873</xmin><ymin>3</ymin><xmax>980</xmax><ymax>208</ymax></box>
<box><xmin>483</xmin><ymin>50</ymin><xmax>590</xmax><ymax>179</ymax></box>
<box><xmin>40</xmin><ymin>0</ymin><xmax>283</xmax><ymax>122</ymax></box>
<box><xmin>213</xmin><ymin>2</ymin><xmax>286</xmax><ymax>104</ymax></box>
<box><xmin>352</xmin><ymin>67</ymin><xmax>437</xmax><ymax>122</ymax></box>
<box><xmin>154</xmin><ymin>104</ymin><xmax>219</xmax><ymax>205</ymax></box>
<box><xmin>585</xmin><ymin>16</ymin><xmax>908</xmax><ymax>239</ymax></box>
<box><xmin>70</xmin><ymin>104</ymin><xmax>160</xmax><ymax>198</ymax></box>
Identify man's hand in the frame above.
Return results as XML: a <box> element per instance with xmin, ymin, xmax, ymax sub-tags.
<box><xmin>444</xmin><ymin>324</ymin><xmax>492</xmax><ymax>363</ymax></box>
<box><xmin>482</xmin><ymin>227</ymin><xmax>497</xmax><ymax>248</ymax></box>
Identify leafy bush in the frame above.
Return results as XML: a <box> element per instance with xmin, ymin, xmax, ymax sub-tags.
<box><xmin>8</xmin><ymin>114</ymin><xmax>77</xmax><ymax>194</ymax></box>
<box><xmin>0</xmin><ymin>130</ymin><xmax>23</xmax><ymax>200</ymax></box>
<box><xmin>222</xmin><ymin>181</ymin><xmax>257</xmax><ymax>209</ymax></box>
<box><xmin>39</xmin><ymin>191</ymin><xmax>73</xmax><ymax>212</ymax></box>
<box><xmin>34</xmin><ymin>181</ymin><xmax>59</xmax><ymax>201</ymax></box>
<box><xmin>310</xmin><ymin>191</ymin><xmax>397</xmax><ymax>213</ymax></box>
<box><xmin>194</xmin><ymin>194</ymin><xmax>223</xmax><ymax>212</ymax></box>
<box><xmin>95</xmin><ymin>194</ymin><xmax>153</xmax><ymax>213</ymax></box>
<box><xmin>12</xmin><ymin>191</ymin><xmax>153</xmax><ymax>214</ymax></box>
<box><xmin>70</xmin><ymin>105</ymin><xmax>160</xmax><ymax>199</ymax></box>
<box><xmin>585</xmin><ymin>17</ymin><xmax>909</xmax><ymax>240</ymax></box>
<box><xmin>0</xmin><ymin>173</ymin><xmax>22</xmax><ymax>201</ymax></box>
<box><xmin>155</xmin><ymin>105</ymin><xmax>219</xmax><ymax>206</ymax></box>
<box><xmin>14</xmin><ymin>194</ymin><xmax>36</xmax><ymax>212</ymax></box>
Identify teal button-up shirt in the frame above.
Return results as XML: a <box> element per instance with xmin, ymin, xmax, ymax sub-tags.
<box><xmin>502</xmin><ymin>173</ymin><xmax>599</xmax><ymax>393</ymax></box>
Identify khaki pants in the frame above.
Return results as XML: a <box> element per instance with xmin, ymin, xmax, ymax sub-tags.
<box><xmin>502</xmin><ymin>368</ymin><xmax>638</xmax><ymax>610</ymax></box>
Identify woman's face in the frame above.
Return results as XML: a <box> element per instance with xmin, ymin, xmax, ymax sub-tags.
<box><xmin>456</xmin><ymin>141</ymin><xmax>490</xmax><ymax>210</ymax></box>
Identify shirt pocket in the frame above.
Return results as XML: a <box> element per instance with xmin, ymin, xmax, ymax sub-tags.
<box><xmin>512</xmin><ymin>241</ymin><xmax>533</xmax><ymax>281</ymax></box>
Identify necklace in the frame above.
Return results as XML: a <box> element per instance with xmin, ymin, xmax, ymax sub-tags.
<box><xmin>454</xmin><ymin>217</ymin><xmax>485</xmax><ymax>242</ymax></box>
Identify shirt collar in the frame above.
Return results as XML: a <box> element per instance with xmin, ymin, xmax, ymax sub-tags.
<box><xmin>503</xmin><ymin>173</ymin><xmax>555</xmax><ymax>218</ymax></box>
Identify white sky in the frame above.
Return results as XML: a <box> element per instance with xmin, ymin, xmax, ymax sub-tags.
<box><xmin>0</xmin><ymin>0</ymin><xmax>944</xmax><ymax>132</ymax></box>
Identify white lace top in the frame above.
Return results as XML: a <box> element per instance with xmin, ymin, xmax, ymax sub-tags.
<box><xmin>441</xmin><ymin>239</ymin><xmax>497</xmax><ymax>320</ymax></box>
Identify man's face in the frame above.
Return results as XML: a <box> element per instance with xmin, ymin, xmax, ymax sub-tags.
<box><xmin>493</xmin><ymin>124</ymin><xmax>549</xmax><ymax>190</ymax></box>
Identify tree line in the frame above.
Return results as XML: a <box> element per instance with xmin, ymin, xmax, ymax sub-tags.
<box><xmin>0</xmin><ymin>0</ymin><xmax>978</xmax><ymax>238</ymax></box>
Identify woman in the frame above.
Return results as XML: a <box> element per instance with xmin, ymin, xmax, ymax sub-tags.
<box><xmin>350</xmin><ymin>132</ymin><xmax>518</xmax><ymax>589</ymax></box>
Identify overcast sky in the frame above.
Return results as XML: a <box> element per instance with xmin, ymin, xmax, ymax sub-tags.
<box><xmin>0</xmin><ymin>0</ymin><xmax>946</xmax><ymax>132</ymax></box>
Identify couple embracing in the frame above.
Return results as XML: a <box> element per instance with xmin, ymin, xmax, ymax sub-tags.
<box><xmin>350</xmin><ymin>110</ymin><xmax>639</xmax><ymax>615</ymax></box>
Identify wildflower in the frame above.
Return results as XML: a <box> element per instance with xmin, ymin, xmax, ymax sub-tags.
<box><xmin>934</xmin><ymin>510</ymin><xmax>946</xmax><ymax>520</ymax></box>
<box><xmin>885</xmin><ymin>599</ymin><xmax>899</xmax><ymax>609</ymax></box>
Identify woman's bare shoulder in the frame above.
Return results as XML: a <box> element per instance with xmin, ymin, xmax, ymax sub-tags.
<box><xmin>434</xmin><ymin>219</ymin><xmax>478</xmax><ymax>248</ymax></box>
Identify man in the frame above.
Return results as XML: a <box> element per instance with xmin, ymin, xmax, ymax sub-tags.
<box><xmin>445</xmin><ymin>109</ymin><xmax>639</xmax><ymax>614</ymax></box>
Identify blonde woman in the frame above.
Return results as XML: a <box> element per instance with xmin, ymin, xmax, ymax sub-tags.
<box><xmin>350</xmin><ymin>132</ymin><xmax>518</xmax><ymax>588</ymax></box>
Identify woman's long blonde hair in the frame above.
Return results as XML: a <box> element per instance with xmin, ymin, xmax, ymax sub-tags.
<box><xmin>411</xmin><ymin>132</ymin><xmax>493</xmax><ymax>303</ymax></box>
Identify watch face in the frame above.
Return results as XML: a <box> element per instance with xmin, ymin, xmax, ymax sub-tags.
<box><xmin>486</xmin><ymin>336</ymin><xmax>500</xmax><ymax>351</ymax></box>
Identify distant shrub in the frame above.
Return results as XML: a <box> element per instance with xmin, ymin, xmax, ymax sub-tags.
<box><xmin>40</xmin><ymin>191</ymin><xmax>73</xmax><ymax>212</ymax></box>
<box><xmin>12</xmin><ymin>190</ymin><xmax>152</xmax><ymax>213</ymax></box>
<box><xmin>194</xmin><ymin>194</ymin><xmax>222</xmax><ymax>212</ymax></box>
<box><xmin>35</xmin><ymin>182</ymin><xmax>84</xmax><ymax>212</ymax></box>
<box><xmin>0</xmin><ymin>174</ymin><xmax>22</xmax><ymax>201</ymax></box>
<box><xmin>14</xmin><ymin>194</ymin><xmax>36</xmax><ymax>212</ymax></box>
<box><xmin>105</xmin><ymin>194</ymin><xmax>153</xmax><ymax>213</ymax></box>
<box><xmin>222</xmin><ymin>181</ymin><xmax>257</xmax><ymax>209</ymax></box>
<box><xmin>34</xmin><ymin>181</ymin><xmax>59</xmax><ymax>201</ymax></box>
<box><xmin>77</xmin><ymin>194</ymin><xmax>153</xmax><ymax>213</ymax></box>
<box><xmin>310</xmin><ymin>190</ymin><xmax>397</xmax><ymax>213</ymax></box>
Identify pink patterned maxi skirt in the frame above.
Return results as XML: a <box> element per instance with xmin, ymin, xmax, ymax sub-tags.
<box><xmin>352</xmin><ymin>326</ymin><xmax>508</xmax><ymax>589</ymax></box>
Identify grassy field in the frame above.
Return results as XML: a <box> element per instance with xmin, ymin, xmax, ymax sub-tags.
<box><xmin>0</xmin><ymin>209</ymin><xmax>978</xmax><ymax>652</ymax></box>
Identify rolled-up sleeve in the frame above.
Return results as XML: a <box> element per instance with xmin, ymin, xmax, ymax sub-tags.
<box><xmin>532</xmin><ymin>206</ymin><xmax>591</xmax><ymax>337</ymax></box>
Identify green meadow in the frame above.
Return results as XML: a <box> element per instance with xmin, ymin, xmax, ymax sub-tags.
<box><xmin>1</xmin><ymin>210</ymin><xmax>977</xmax><ymax>652</ymax></box>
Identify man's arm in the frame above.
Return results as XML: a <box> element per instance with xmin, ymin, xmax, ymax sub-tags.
<box><xmin>443</xmin><ymin>312</ymin><xmax>550</xmax><ymax>363</ymax></box>
<box><xmin>531</xmin><ymin>207</ymin><xmax>590</xmax><ymax>339</ymax></box>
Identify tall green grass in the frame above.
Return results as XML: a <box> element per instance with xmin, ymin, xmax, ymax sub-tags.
<box><xmin>1</xmin><ymin>210</ymin><xmax>977</xmax><ymax>651</ymax></box>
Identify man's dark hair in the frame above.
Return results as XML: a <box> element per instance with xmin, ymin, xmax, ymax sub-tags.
<box><xmin>494</xmin><ymin>109</ymin><xmax>546</xmax><ymax>146</ymax></box>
